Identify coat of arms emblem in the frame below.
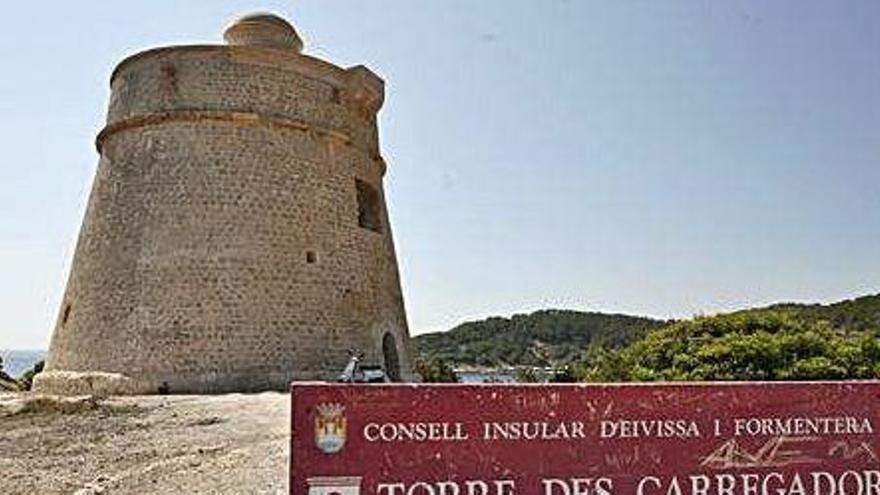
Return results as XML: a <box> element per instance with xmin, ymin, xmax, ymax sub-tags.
<box><xmin>314</xmin><ymin>403</ymin><xmax>347</xmax><ymax>454</ymax></box>
<box><xmin>307</xmin><ymin>476</ymin><xmax>362</xmax><ymax>495</ymax></box>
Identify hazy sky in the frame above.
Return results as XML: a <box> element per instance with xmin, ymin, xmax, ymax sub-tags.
<box><xmin>1</xmin><ymin>1</ymin><xmax>878</xmax><ymax>349</ymax></box>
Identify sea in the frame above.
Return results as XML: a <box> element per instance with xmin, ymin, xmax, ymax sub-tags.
<box><xmin>1</xmin><ymin>349</ymin><xmax>47</xmax><ymax>378</ymax></box>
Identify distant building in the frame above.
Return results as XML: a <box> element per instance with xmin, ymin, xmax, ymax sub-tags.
<box><xmin>36</xmin><ymin>13</ymin><xmax>417</xmax><ymax>394</ymax></box>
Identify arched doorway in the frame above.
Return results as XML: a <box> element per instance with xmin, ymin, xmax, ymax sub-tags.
<box><xmin>382</xmin><ymin>332</ymin><xmax>401</xmax><ymax>382</ymax></box>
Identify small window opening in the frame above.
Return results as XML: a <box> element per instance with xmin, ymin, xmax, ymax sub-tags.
<box><xmin>306</xmin><ymin>251</ymin><xmax>317</xmax><ymax>264</ymax></box>
<box><xmin>330</xmin><ymin>87</ymin><xmax>341</xmax><ymax>104</ymax></box>
<box><xmin>61</xmin><ymin>303</ymin><xmax>72</xmax><ymax>327</ymax></box>
<box><xmin>356</xmin><ymin>179</ymin><xmax>382</xmax><ymax>233</ymax></box>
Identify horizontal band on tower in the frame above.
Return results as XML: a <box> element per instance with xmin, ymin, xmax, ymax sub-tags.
<box><xmin>97</xmin><ymin>109</ymin><xmax>354</xmax><ymax>153</ymax></box>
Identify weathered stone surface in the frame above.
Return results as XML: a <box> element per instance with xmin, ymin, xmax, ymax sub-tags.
<box><xmin>36</xmin><ymin>13</ymin><xmax>416</xmax><ymax>395</ymax></box>
<box><xmin>29</xmin><ymin>371</ymin><xmax>139</xmax><ymax>396</ymax></box>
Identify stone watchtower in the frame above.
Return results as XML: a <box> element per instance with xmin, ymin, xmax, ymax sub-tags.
<box><xmin>35</xmin><ymin>13</ymin><xmax>417</xmax><ymax>394</ymax></box>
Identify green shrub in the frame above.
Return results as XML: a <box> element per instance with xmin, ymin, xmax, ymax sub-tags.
<box><xmin>579</xmin><ymin>312</ymin><xmax>880</xmax><ymax>382</ymax></box>
<box><xmin>415</xmin><ymin>357</ymin><xmax>458</xmax><ymax>383</ymax></box>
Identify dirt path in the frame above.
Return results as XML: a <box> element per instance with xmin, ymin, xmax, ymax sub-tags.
<box><xmin>0</xmin><ymin>392</ymin><xmax>289</xmax><ymax>494</ymax></box>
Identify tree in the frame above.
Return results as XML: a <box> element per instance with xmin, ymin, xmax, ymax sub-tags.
<box><xmin>414</xmin><ymin>357</ymin><xmax>458</xmax><ymax>383</ymax></box>
<box><xmin>578</xmin><ymin>312</ymin><xmax>880</xmax><ymax>382</ymax></box>
<box><xmin>549</xmin><ymin>366</ymin><xmax>577</xmax><ymax>383</ymax></box>
<box><xmin>514</xmin><ymin>367</ymin><xmax>541</xmax><ymax>383</ymax></box>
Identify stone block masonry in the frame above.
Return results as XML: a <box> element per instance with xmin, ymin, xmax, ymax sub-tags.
<box><xmin>35</xmin><ymin>13</ymin><xmax>417</xmax><ymax>395</ymax></box>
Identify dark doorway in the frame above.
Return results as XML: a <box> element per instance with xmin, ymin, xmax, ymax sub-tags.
<box><xmin>382</xmin><ymin>332</ymin><xmax>401</xmax><ymax>382</ymax></box>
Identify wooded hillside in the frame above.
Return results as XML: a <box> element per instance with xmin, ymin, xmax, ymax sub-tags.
<box><xmin>414</xmin><ymin>294</ymin><xmax>880</xmax><ymax>378</ymax></box>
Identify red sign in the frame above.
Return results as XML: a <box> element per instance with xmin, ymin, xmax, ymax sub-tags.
<box><xmin>291</xmin><ymin>382</ymin><xmax>880</xmax><ymax>495</ymax></box>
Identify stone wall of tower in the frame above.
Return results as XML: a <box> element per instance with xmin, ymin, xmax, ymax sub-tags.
<box><xmin>35</xmin><ymin>17</ymin><xmax>416</xmax><ymax>395</ymax></box>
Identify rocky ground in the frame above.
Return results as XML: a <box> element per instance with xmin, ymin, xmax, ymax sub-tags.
<box><xmin>0</xmin><ymin>392</ymin><xmax>289</xmax><ymax>494</ymax></box>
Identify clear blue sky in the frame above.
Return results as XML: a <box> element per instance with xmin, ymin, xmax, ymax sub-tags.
<box><xmin>1</xmin><ymin>1</ymin><xmax>878</xmax><ymax>349</ymax></box>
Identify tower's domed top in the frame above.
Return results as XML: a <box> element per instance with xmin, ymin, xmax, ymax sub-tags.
<box><xmin>223</xmin><ymin>13</ymin><xmax>303</xmax><ymax>53</ymax></box>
